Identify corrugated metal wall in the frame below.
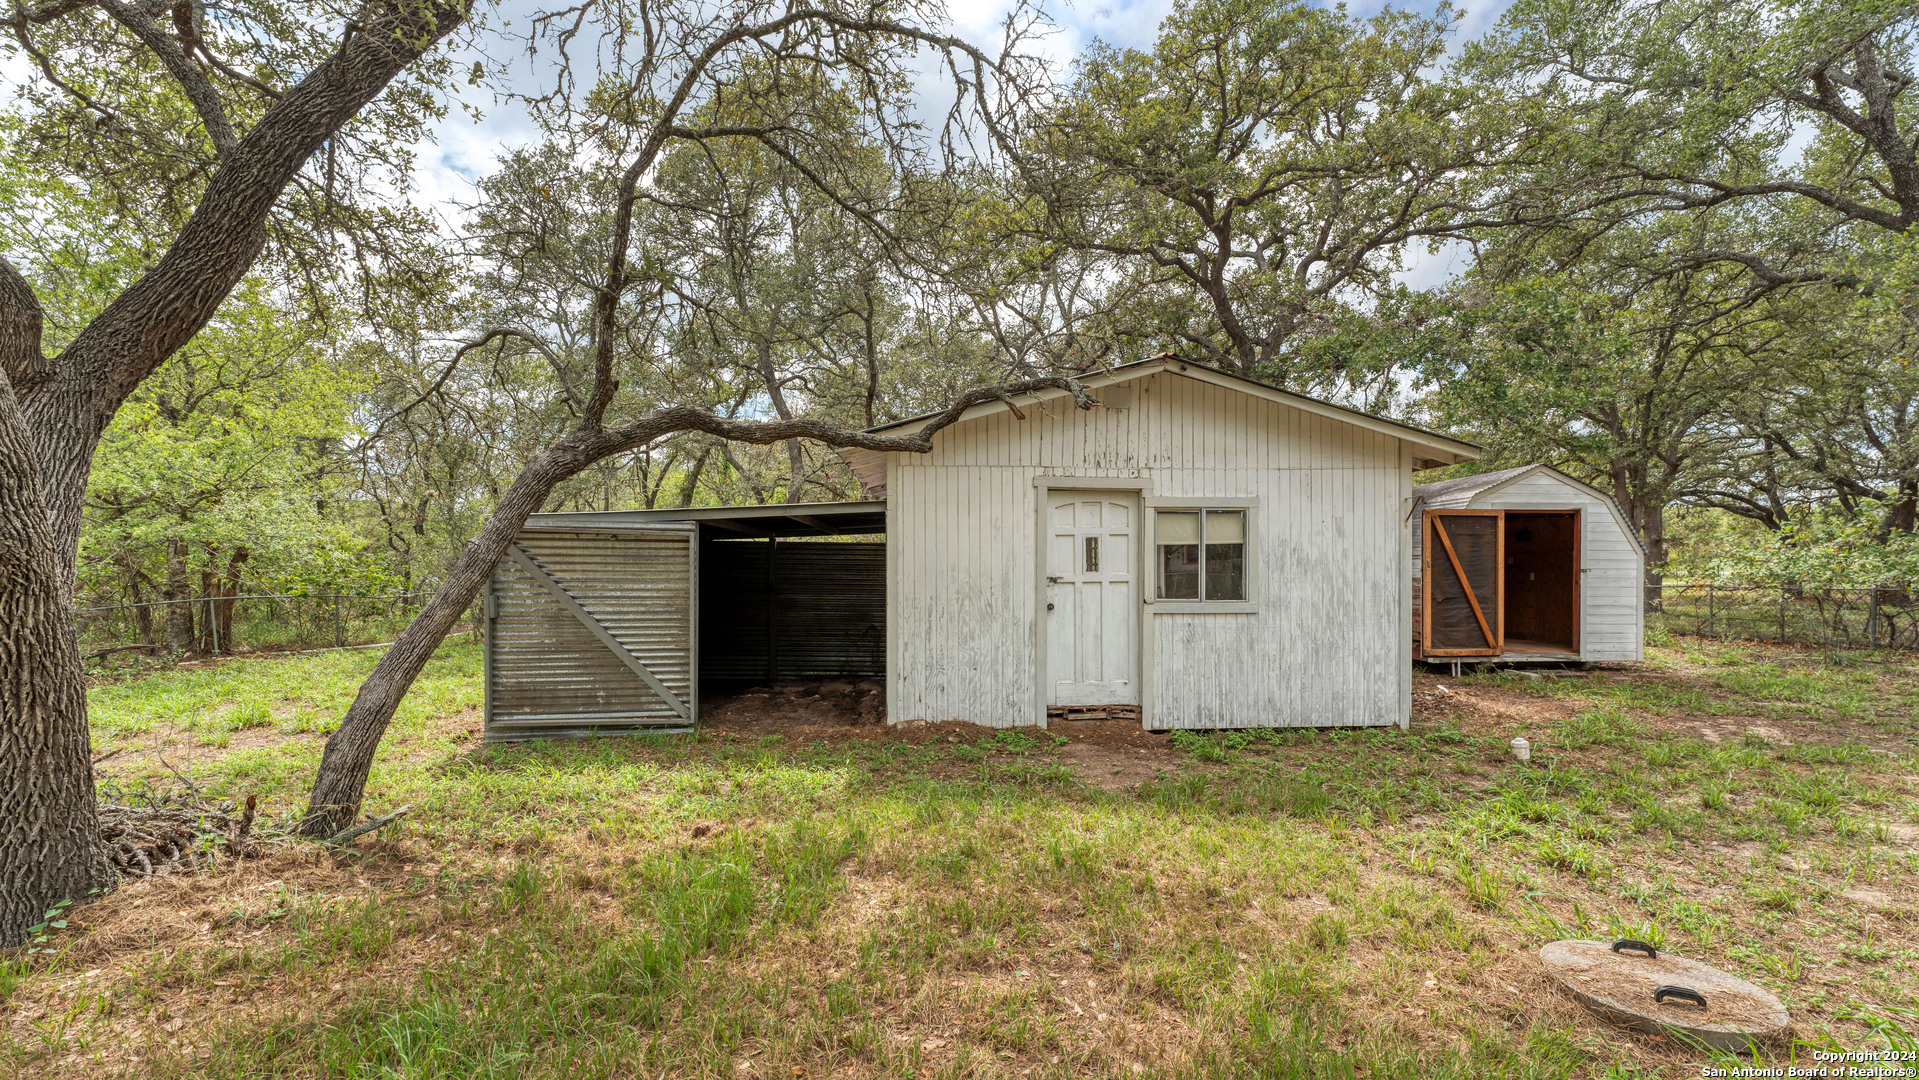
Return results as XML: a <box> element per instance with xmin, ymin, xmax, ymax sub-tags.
<box><xmin>701</xmin><ymin>539</ymin><xmax>885</xmax><ymax>685</ymax></box>
<box><xmin>484</xmin><ymin>527</ymin><xmax>696</xmax><ymax>741</ymax></box>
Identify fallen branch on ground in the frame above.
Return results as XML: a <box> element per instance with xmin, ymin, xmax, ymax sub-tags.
<box><xmin>96</xmin><ymin>778</ymin><xmax>269</xmax><ymax>877</ymax></box>
<box><xmin>324</xmin><ymin>805</ymin><xmax>411</xmax><ymax>847</ymax></box>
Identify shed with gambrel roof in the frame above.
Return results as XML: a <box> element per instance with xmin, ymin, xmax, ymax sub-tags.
<box><xmin>1411</xmin><ymin>464</ymin><xmax>1646</xmax><ymax>665</ymax></box>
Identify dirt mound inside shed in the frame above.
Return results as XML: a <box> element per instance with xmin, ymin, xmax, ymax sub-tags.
<box><xmin>701</xmin><ymin>680</ymin><xmax>886</xmax><ymax>731</ymax></box>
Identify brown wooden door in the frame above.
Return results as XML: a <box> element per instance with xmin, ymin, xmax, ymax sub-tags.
<box><xmin>1423</xmin><ymin>511</ymin><xmax>1503</xmax><ymax>656</ymax></box>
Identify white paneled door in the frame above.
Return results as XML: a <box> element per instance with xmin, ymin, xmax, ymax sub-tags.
<box><xmin>1046</xmin><ymin>493</ymin><xmax>1139</xmax><ymax>706</ymax></box>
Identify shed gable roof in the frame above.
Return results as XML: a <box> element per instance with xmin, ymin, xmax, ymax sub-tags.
<box><xmin>863</xmin><ymin>355</ymin><xmax>1480</xmax><ymax>468</ymax></box>
<box><xmin>1410</xmin><ymin>465</ymin><xmax>1538</xmax><ymax>508</ymax></box>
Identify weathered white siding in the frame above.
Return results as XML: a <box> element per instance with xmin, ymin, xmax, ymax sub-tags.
<box><xmin>1411</xmin><ymin>469</ymin><xmax>1645</xmax><ymax>662</ymax></box>
<box><xmin>886</xmin><ymin>371</ymin><xmax>1411</xmax><ymax>729</ymax></box>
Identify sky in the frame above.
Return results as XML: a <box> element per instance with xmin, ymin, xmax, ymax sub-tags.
<box><xmin>417</xmin><ymin>0</ymin><xmax>1517</xmax><ymax>289</ymax></box>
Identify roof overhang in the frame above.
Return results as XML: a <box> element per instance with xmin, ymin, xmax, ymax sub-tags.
<box><xmin>526</xmin><ymin>500</ymin><xmax>886</xmax><ymax>538</ymax></box>
<box><xmin>861</xmin><ymin>356</ymin><xmax>1480</xmax><ymax>471</ymax></box>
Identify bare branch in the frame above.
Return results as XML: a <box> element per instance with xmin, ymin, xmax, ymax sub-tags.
<box><xmin>96</xmin><ymin>0</ymin><xmax>239</xmax><ymax>156</ymax></box>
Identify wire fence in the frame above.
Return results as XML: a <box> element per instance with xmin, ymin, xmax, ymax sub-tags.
<box><xmin>71</xmin><ymin>582</ymin><xmax>1919</xmax><ymax>662</ymax></box>
<box><xmin>1646</xmin><ymin>584</ymin><xmax>1917</xmax><ymax>651</ymax></box>
<box><xmin>74</xmin><ymin>591</ymin><xmax>458</xmax><ymax>661</ymax></box>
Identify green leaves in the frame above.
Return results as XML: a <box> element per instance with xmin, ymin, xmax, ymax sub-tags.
<box><xmin>1041</xmin><ymin>0</ymin><xmax>1507</xmax><ymax>385</ymax></box>
<box><xmin>81</xmin><ymin>278</ymin><xmax>384</xmax><ymax>601</ymax></box>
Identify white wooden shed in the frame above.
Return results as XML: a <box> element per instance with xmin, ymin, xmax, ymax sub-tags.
<box><xmin>1410</xmin><ymin>464</ymin><xmax>1646</xmax><ymax>665</ymax></box>
<box><xmin>847</xmin><ymin>355</ymin><xmax>1478</xmax><ymax>730</ymax></box>
<box><xmin>480</xmin><ymin>355</ymin><xmax>1482</xmax><ymax>738</ymax></box>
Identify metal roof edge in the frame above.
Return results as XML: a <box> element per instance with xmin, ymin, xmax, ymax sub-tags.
<box><xmin>527</xmin><ymin>500</ymin><xmax>886</xmax><ymax>526</ymax></box>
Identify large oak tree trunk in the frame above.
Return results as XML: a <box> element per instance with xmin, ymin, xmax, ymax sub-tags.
<box><xmin>0</xmin><ymin>382</ymin><xmax>115</xmax><ymax>943</ymax></box>
<box><xmin>0</xmin><ymin>2</ymin><xmax>469</xmax><ymax>946</ymax></box>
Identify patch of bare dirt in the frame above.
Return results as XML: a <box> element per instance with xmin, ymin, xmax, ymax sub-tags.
<box><xmin>1055</xmin><ymin>738</ymin><xmax>1171</xmax><ymax>790</ymax></box>
<box><xmin>701</xmin><ymin>680</ymin><xmax>886</xmax><ymax>733</ymax></box>
<box><xmin>1411</xmin><ymin>671</ymin><xmax>1583</xmax><ymax>733</ymax></box>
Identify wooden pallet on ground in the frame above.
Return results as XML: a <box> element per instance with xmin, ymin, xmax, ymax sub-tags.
<box><xmin>1046</xmin><ymin>704</ymin><xmax>1141</xmax><ymax>722</ymax></box>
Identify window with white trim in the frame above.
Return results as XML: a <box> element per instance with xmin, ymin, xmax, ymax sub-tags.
<box><xmin>1156</xmin><ymin>509</ymin><xmax>1247</xmax><ymax>601</ymax></box>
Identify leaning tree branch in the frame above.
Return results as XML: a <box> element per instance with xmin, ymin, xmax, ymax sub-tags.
<box><xmin>585</xmin><ymin>375</ymin><xmax>1100</xmax><ymax>460</ymax></box>
<box><xmin>6</xmin><ymin>12</ymin><xmax>119</xmax><ymax>122</ymax></box>
<box><xmin>299</xmin><ymin>371</ymin><xmax>1098</xmax><ymax>837</ymax></box>
<box><xmin>51</xmin><ymin>0</ymin><xmax>470</xmax><ymax>430</ymax></box>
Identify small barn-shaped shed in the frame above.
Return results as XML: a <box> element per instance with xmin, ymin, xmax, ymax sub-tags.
<box><xmin>481</xmin><ymin>356</ymin><xmax>1483</xmax><ymax>739</ymax></box>
<box><xmin>1411</xmin><ymin>465</ymin><xmax>1646</xmax><ymax>664</ymax></box>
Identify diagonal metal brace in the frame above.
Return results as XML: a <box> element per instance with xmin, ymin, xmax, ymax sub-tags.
<box><xmin>505</xmin><ymin>543</ymin><xmax>690</xmax><ymax>719</ymax></box>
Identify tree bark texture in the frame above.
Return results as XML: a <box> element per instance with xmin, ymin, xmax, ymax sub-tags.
<box><xmin>163</xmin><ymin>537</ymin><xmax>194</xmax><ymax>655</ymax></box>
<box><xmin>0</xmin><ymin>2</ymin><xmax>469</xmax><ymax>946</ymax></box>
<box><xmin>0</xmin><ymin>369</ymin><xmax>115</xmax><ymax>947</ymax></box>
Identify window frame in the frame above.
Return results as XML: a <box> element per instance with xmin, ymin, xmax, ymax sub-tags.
<box><xmin>1146</xmin><ymin>497</ymin><xmax>1259</xmax><ymax>613</ymax></box>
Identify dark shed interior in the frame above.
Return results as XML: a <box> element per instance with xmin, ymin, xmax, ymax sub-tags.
<box><xmin>1502</xmin><ymin>511</ymin><xmax>1578</xmax><ymax>653</ymax></box>
<box><xmin>654</xmin><ymin>502</ymin><xmax>886</xmax><ymax>691</ymax></box>
<box><xmin>700</xmin><ymin>538</ymin><xmax>884</xmax><ymax>687</ymax></box>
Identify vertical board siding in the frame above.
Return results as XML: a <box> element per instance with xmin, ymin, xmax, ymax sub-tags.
<box><xmin>888</xmin><ymin>372</ymin><xmax>1410</xmax><ymax>728</ymax></box>
<box><xmin>1409</xmin><ymin>470</ymin><xmax>1645</xmax><ymax>662</ymax></box>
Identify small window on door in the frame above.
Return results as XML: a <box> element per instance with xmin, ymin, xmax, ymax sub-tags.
<box><xmin>1083</xmin><ymin>536</ymin><xmax>1099</xmax><ymax>573</ymax></box>
<box><xmin>1156</xmin><ymin>509</ymin><xmax>1247</xmax><ymax>601</ymax></box>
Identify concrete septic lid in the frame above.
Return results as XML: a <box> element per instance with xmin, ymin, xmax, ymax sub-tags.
<box><xmin>1540</xmin><ymin>940</ymin><xmax>1791</xmax><ymax>1053</ymax></box>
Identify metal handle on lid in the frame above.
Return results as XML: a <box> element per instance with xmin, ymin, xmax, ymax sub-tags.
<box><xmin>1610</xmin><ymin>939</ymin><xmax>1658</xmax><ymax>959</ymax></box>
<box><xmin>1653</xmin><ymin>985</ymin><xmax>1706</xmax><ymax>1009</ymax></box>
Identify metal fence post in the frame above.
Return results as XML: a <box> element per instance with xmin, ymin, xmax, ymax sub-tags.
<box><xmin>1708</xmin><ymin>583</ymin><xmax>1715</xmax><ymax>638</ymax></box>
<box><xmin>208</xmin><ymin>597</ymin><xmax>219</xmax><ymax>655</ymax></box>
<box><xmin>1778</xmin><ymin>587</ymin><xmax>1786</xmax><ymax>645</ymax></box>
<box><xmin>333</xmin><ymin>595</ymin><xmax>344</xmax><ymax>649</ymax></box>
<box><xmin>1866</xmin><ymin>587</ymin><xmax>1881</xmax><ymax>651</ymax></box>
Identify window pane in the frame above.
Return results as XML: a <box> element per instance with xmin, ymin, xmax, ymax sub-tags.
<box><xmin>1204</xmin><ymin>542</ymin><xmax>1245</xmax><ymax>601</ymax></box>
<box><xmin>1158</xmin><ymin>543</ymin><xmax>1199</xmax><ymax>599</ymax></box>
<box><xmin>1157</xmin><ymin>511</ymin><xmax>1199</xmax><ymax>544</ymax></box>
<box><xmin>1205</xmin><ymin>510</ymin><xmax>1244</xmax><ymax>544</ymax></box>
<box><xmin>1083</xmin><ymin>536</ymin><xmax>1099</xmax><ymax>573</ymax></box>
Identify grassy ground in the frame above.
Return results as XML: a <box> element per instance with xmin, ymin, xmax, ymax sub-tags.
<box><xmin>6</xmin><ymin>635</ymin><xmax>1918</xmax><ymax>1078</ymax></box>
